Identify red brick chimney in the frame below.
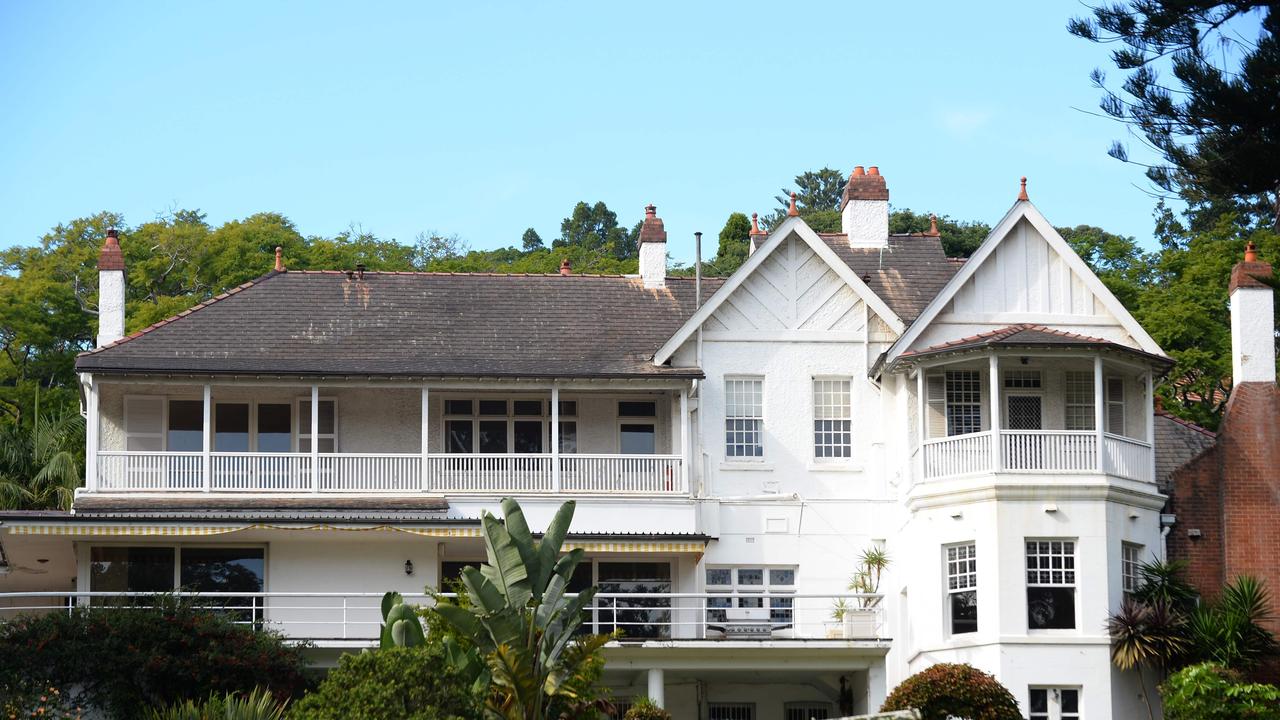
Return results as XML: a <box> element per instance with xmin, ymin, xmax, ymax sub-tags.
<box><xmin>638</xmin><ymin>204</ymin><xmax>667</xmax><ymax>289</ymax></box>
<box><xmin>97</xmin><ymin>229</ymin><xmax>126</xmax><ymax>347</ymax></box>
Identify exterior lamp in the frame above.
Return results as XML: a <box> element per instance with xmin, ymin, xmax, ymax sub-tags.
<box><xmin>404</xmin><ymin>560</ymin><xmax>414</xmax><ymax>576</ymax></box>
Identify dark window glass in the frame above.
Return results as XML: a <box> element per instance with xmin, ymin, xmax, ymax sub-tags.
<box><xmin>300</xmin><ymin>400</ymin><xmax>336</xmax><ymax>435</ymax></box>
<box><xmin>444</xmin><ymin>399</ymin><xmax>473</xmax><ymax>415</ymax></box>
<box><xmin>618</xmin><ymin>401</ymin><xmax>657</xmax><ymax>417</ymax></box>
<box><xmin>478</xmin><ymin>420</ymin><xmax>507</xmax><ymax>453</ymax></box>
<box><xmin>1029</xmin><ymin>688</ymin><xmax>1048</xmax><ymax>719</ymax></box>
<box><xmin>557</xmin><ymin>401</ymin><xmax>577</xmax><ymax>416</ymax></box>
<box><xmin>513</xmin><ymin>420</ymin><xmax>543</xmax><ymax>453</ymax></box>
<box><xmin>167</xmin><ymin>400</ymin><xmax>203</xmax><ymax>451</ymax></box>
<box><xmin>1061</xmin><ymin>689</ymin><xmax>1079</xmax><ymax>714</ymax></box>
<box><xmin>440</xmin><ymin>561</ymin><xmax>477</xmax><ymax>589</ymax></box>
<box><xmin>257</xmin><ymin>404</ymin><xmax>291</xmax><ymax>452</ymax></box>
<box><xmin>1027</xmin><ymin>587</ymin><xmax>1076</xmax><ymax>629</ymax></box>
<box><xmin>559</xmin><ymin>422</ymin><xmax>577</xmax><ymax>453</ymax></box>
<box><xmin>597</xmin><ymin>562</ymin><xmax>671</xmax><ymax>639</ymax></box>
<box><xmin>446</xmin><ymin>420</ymin><xmax>473</xmax><ymax>454</ymax></box>
<box><xmin>90</xmin><ymin>546</ymin><xmax>174</xmax><ymax>594</ymax></box>
<box><xmin>620</xmin><ymin>424</ymin><xmax>656</xmax><ymax>454</ymax></box>
<box><xmin>181</xmin><ymin>547</ymin><xmax>264</xmax><ymax>624</ymax></box>
<box><xmin>513</xmin><ymin>400</ymin><xmax>542</xmax><ymax>416</ymax></box>
<box><xmin>950</xmin><ymin>591</ymin><xmax>978</xmax><ymax>634</ymax></box>
<box><xmin>215</xmin><ymin>403</ymin><xmax>250</xmax><ymax>451</ymax></box>
<box><xmin>478</xmin><ymin>400</ymin><xmax>507</xmax><ymax>416</ymax></box>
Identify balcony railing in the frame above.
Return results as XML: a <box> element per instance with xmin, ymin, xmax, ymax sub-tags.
<box><xmin>0</xmin><ymin>591</ymin><xmax>885</xmax><ymax>643</ymax></box>
<box><xmin>95</xmin><ymin>451</ymin><xmax>686</xmax><ymax>495</ymax></box>
<box><xmin>920</xmin><ymin>430</ymin><xmax>1153</xmax><ymax>483</ymax></box>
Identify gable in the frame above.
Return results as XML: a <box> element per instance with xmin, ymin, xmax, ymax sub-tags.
<box><xmin>705</xmin><ymin>235</ymin><xmax>866</xmax><ymax>337</ymax></box>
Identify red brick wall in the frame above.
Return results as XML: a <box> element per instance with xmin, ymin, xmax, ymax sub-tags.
<box><xmin>1167</xmin><ymin>443</ymin><xmax>1226</xmax><ymax>599</ymax></box>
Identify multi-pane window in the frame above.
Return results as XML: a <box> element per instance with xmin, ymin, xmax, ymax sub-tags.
<box><xmin>1106</xmin><ymin>377</ymin><xmax>1126</xmax><ymax>435</ymax></box>
<box><xmin>708</xmin><ymin>704</ymin><xmax>755</xmax><ymax>720</ymax></box>
<box><xmin>945</xmin><ymin>371</ymin><xmax>982</xmax><ymax>436</ymax></box>
<box><xmin>618</xmin><ymin>401</ymin><xmax>656</xmax><ymax>455</ymax></box>
<box><xmin>725</xmin><ymin>378</ymin><xmax>764</xmax><ymax>458</ymax></box>
<box><xmin>1029</xmin><ymin>687</ymin><xmax>1080</xmax><ymax>720</ymax></box>
<box><xmin>1122</xmin><ymin>543</ymin><xmax>1143</xmax><ymax>598</ymax></box>
<box><xmin>705</xmin><ymin>566</ymin><xmax>796</xmax><ymax>627</ymax></box>
<box><xmin>813</xmin><ymin>378</ymin><xmax>852</xmax><ymax>460</ymax></box>
<box><xmin>298</xmin><ymin>398</ymin><xmax>337</xmax><ymax>452</ymax></box>
<box><xmin>1004</xmin><ymin>370</ymin><xmax>1042</xmax><ymax>389</ymax></box>
<box><xmin>946</xmin><ymin>543</ymin><xmax>978</xmax><ymax>634</ymax></box>
<box><xmin>443</xmin><ymin>399</ymin><xmax>577</xmax><ymax>455</ymax></box>
<box><xmin>1064</xmin><ymin>371</ymin><xmax>1095</xmax><ymax>431</ymax></box>
<box><xmin>1026</xmin><ymin>540</ymin><xmax>1077</xmax><ymax>630</ymax></box>
<box><xmin>784</xmin><ymin>703</ymin><xmax>831</xmax><ymax>720</ymax></box>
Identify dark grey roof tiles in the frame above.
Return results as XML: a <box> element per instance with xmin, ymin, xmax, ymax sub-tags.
<box><xmin>818</xmin><ymin>233</ymin><xmax>960</xmax><ymax>323</ymax></box>
<box><xmin>1153</xmin><ymin>412</ymin><xmax>1216</xmax><ymax>493</ymax></box>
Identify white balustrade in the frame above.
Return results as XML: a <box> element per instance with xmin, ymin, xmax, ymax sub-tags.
<box><xmin>1001</xmin><ymin>431</ymin><xmax>1097</xmax><ymax>472</ymax></box>
<box><xmin>317</xmin><ymin>453</ymin><xmax>421</xmax><ymax>492</ymax></box>
<box><xmin>921</xmin><ymin>432</ymin><xmax>992</xmax><ymax>479</ymax></box>
<box><xmin>97</xmin><ymin>451</ymin><xmax>203</xmax><ymax>491</ymax></box>
<box><xmin>918</xmin><ymin>430</ymin><xmax>1152</xmax><ymax>481</ymax></box>
<box><xmin>1103</xmin><ymin>433</ymin><xmax>1154</xmax><ymax>483</ymax></box>
<box><xmin>427</xmin><ymin>453</ymin><xmax>554</xmax><ymax>493</ymax></box>
<box><xmin>560</xmin><ymin>454</ymin><xmax>684</xmax><ymax>494</ymax></box>
<box><xmin>210</xmin><ymin>453</ymin><xmax>313</xmax><ymax>492</ymax></box>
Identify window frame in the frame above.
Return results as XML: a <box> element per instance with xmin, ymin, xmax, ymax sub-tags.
<box><xmin>944</xmin><ymin>542</ymin><xmax>979</xmax><ymax>635</ymax></box>
<box><xmin>439</xmin><ymin>395</ymin><xmax>579</xmax><ymax>455</ymax></box>
<box><xmin>1121</xmin><ymin>542</ymin><xmax>1143</xmax><ymax>599</ymax></box>
<box><xmin>1106</xmin><ymin>376</ymin><xmax>1126</xmax><ymax>435</ymax></box>
<box><xmin>1028</xmin><ymin>686</ymin><xmax>1081</xmax><ymax>720</ymax></box>
<box><xmin>1025</xmin><ymin>538</ymin><xmax>1078</xmax><ymax>631</ymax></box>
<box><xmin>944</xmin><ymin>370</ymin><xmax>983</xmax><ymax>436</ymax></box>
<box><xmin>88</xmin><ymin>543</ymin><xmax>269</xmax><ymax>592</ymax></box>
<box><xmin>296</xmin><ymin>396</ymin><xmax>338</xmax><ymax>453</ymax></box>
<box><xmin>784</xmin><ymin>702</ymin><xmax>833</xmax><ymax>720</ymax></box>
<box><xmin>708</xmin><ymin>702</ymin><xmax>756</xmax><ymax>720</ymax></box>
<box><xmin>812</xmin><ymin>377</ymin><xmax>853</xmax><ymax>461</ymax></box>
<box><xmin>724</xmin><ymin>376</ymin><xmax>765</xmax><ymax>460</ymax></box>
<box><xmin>704</xmin><ymin>565</ymin><xmax>797</xmax><ymax>627</ymax></box>
<box><xmin>1063</xmin><ymin>370</ymin><xmax>1096</xmax><ymax>431</ymax></box>
<box><xmin>615</xmin><ymin>399</ymin><xmax>657</xmax><ymax>455</ymax></box>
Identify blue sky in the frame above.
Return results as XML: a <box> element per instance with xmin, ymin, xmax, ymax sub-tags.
<box><xmin>0</xmin><ymin>1</ymin><xmax>1185</xmax><ymax>263</ymax></box>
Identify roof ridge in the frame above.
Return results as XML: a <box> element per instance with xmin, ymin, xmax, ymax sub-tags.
<box><xmin>1156</xmin><ymin>409</ymin><xmax>1217</xmax><ymax>438</ymax></box>
<box><xmin>78</xmin><ymin>270</ymin><xmax>285</xmax><ymax>357</ymax></box>
<box><xmin>284</xmin><ymin>269</ymin><xmax>664</xmax><ymax>279</ymax></box>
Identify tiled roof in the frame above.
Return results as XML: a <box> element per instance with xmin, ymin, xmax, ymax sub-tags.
<box><xmin>68</xmin><ymin>495</ymin><xmax>451</xmax><ymax>522</ymax></box>
<box><xmin>76</xmin><ymin>271</ymin><xmax>723</xmax><ymax>378</ymax></box>
<box><xmin>818</xmin><ymin>233</ymin><xmax>960</xmax><ymax>323</ymax></box>
<box><xmin>1153</xmin><ymin>411</ymin><xmax>1216</xmax><ymax>493</ymax></box>
<box><xmin>897</xmin><ymin>324</ymin><xmax>1174</xmax><ymax>366</ymax></box>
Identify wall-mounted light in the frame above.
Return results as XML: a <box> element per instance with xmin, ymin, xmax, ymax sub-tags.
<box><xmin>404</xmin><ymin>560</ymin><xmax>414</xmax><ymax>576</ymax></box>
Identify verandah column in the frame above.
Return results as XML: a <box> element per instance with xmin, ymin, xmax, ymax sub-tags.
<box><xmin>202</xmin><ymin>384</ymin><xmax>212</xmax><ymax>492</ymax></box>
<box><xmin>679</xmin><ymin>387</ymin><xmax>690</xmax><ymax>494</ymax></box>
<box><xmin>1094</xmin><ymin>355</ymin><xmax>1105</xmax><ymax>474</ymax></box>
<box><xmin>421</xmin><ymin>386</ymin><xmax>430</xmax><ymax>492</ymax></box>
<box><xmin>550</xmin><ymin>385</ymin><xmax>560</xmax><ymax>492</ymax></box>
<box><xmin>916</xmin><ymin>369</ymin><xmax>926</xmax><ymax>481</ymax></box>
<box><xmin>85</xmin><ymin>377</ymin><xmax>99</xmax><ymax>492</ymax></box>
<box><xmin>311</xmin><ymin>384</ymin><xmax>320</xmax><ymax>493</ymax></box>
<box><xmin>1145</xmin><ymin>372</ymin><xmax>1155</xmax><ymax>482</ymax></box>
<box><xmin>988</xmin><ymin>355</ymin><xmax>1000</xmax><ymax>472</ymax></box>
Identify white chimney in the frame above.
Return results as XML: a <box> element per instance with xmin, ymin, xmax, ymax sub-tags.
<box><xmin>1229</xmin><ymin>242</ymin><xmax>1276</xmax><ymax>384</ymax></box>
<box><xmin>97</xmin><ymin>229</ymin><xmax>126</xmax><ymax>347</ymax></box>
<box><xmin>840</xmin><ymin>165</ymin><xmax>889</xmax><ymax>248</ymax></box>
<box><xmin>638</xmin><ymin>204</ymin><xmax>667</xmax><ymax>288</ymax></box>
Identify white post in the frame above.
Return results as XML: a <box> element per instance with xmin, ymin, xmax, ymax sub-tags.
<box><xmin>421</xmin><ymin>386</ymin><xmax>430</xmax><ymax>493</ymax></box>
<box><xmin>988</xmin><ymin>355</ymin><xmax>1000</xmax><ymax>472</ymax></box>
<box><xmin>311</xmin><ymin>384</ymin><xmax>320</xmax><ymax>493</ymax></box>
<box><xmin>679</xmin><ymin>388</ymin><xmax>690</xmax><ymax>494</ymax></box>
<box><xmin>550</xmin><ymin>385</ymin><xmax>560</xmax><ymax>493</ymax></box>
<box><xmin>916</xmin><ymin>370</ymin><xmax>926</xmax><ymax>482</ymax></box>
<box><xmin>202</xmin><ymin>384</ymin><xmax>212</xmax><ymax>492</ymax></box>
<box><xmin>1094</xmin><ymin>356</ymin><xmax>1106</xmax><ymax>474</ymax></box>
<box><xmin>647</xmin><ymin>667</ymin><xmax>665</xmax><ymax>708</ymax></box>
<box><xmin>1145</xmin><ymin>372</ymin><xmax>1155</xmax><ymax>482</ymax></box>
<box><xmin>85</xmin><ymin>377</ymin><xmax>99</xmax><ymax>492</ymax></box>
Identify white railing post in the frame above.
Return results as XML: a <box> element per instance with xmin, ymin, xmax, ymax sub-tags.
<box><xmin>311</xmin><ymin>384</ymin><xmax>320</xmax><ymax>493</ymax></box>
<box><xmin>551</xmin><ymin>385</ymin><xmax>560</xmax><ymax>493</ymax></box>
<box><xmin>421</xmin><ymin>386</ymin><xmax>430</xmax><ymax>493</ymax></box>
<box><xmin>1094</xmin><ymin>356</ymin><xmax>1106</xmax><ymax>474</ymax></box>
<box><xmin>202</xmin><ymin>384</ymin><xmax>212</xmax><ymax>492</ymax></box>
<box><xmin>988</xmin><ymin>355</ymin><xmax>1001</xmax><ymax>472</ymax></box>
<box><xmin>85</xmin><ymin>377</ymin><xmax>99</xmax><ymax>492</ymax></box>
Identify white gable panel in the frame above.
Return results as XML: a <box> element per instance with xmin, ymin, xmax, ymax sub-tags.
<box><xmin>707</xmin><ymin>236</ymin><xmax>867</xmax><ymax>337</ymax></box>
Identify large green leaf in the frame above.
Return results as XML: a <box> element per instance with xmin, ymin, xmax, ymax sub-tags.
<box><xmin>462</xmin><ymin>565</ymin><xmax>507</xmax><ymax>614</ymax></box>
<box><xmin>480</xmin><ymin>511</ymin><xmax>532</xmax><ymax>610</ymax></box>
<box><xmin>533</xmin><ymin>501</ymin><xmax>576</xmax><ymax>597</ymax></box>
<box><xmin>500</xmin><ymin>497</ymin><xmax>541</xmax><ymax>598</ymax></box>
<box><xmin>534</xmin><ymin>573</ymin><xmax>568</xmax><ymax>631</ymax></box>
<box><xmin>380</xmin><ymin>590</ymin><xmax>401</xmax><ymax>621</ymax></box>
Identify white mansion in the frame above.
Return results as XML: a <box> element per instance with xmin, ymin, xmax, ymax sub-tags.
<box><xmin>2</xmin><ymin>167</ymin><xmax>1202</xmax><ymax>720</ymax></box>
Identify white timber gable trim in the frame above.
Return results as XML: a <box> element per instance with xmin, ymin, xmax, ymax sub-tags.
<box><xmin>653</xmin><ymin>217</ymin><xmax>904</xmax><ymax>364</ymax></box>
<box><xmin>881</xmin><ymin>200</ymin><xmax>1165</xmax><ymax>367</ymax></box>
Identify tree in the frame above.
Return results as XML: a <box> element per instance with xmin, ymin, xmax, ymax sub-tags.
<box><xmin>521</xmin><ymin>228</ymin><xmax>544</xmax><ymax>252</ymax></box>
<box><xmin>0</xmin><ymin>391</ymin><xmax>83</xmax><ymax>510</ymax></box>
<box><xmin>556</xmin><ymin>201</ymin><xmax>638</xmax><ymax>260</ymax></box>
<box><xmin>764</xmin><ymin>168</ymin><xmax>846</xmax><ymax>232</ymax></box>
<box><xmin>1058</xmin><ymin>224</ymin><xmax>1156</xmax><ymax>308</ymax></box>
<box><xmin>889</xmin><ymin>208</ymin><xmax>993</xmax><ymax>258</ymax></box>
<box><xmin>880</xmin><ymin>663</ymin><xmax>1022</xmax><ymax>720</ymax></box>
<box><xmin>704</xmin><ymin>212</ymin><xmax>752</xmax><ymax>276</ymax></box>
<box><xmin>289</xmin><ymin>646</ymin><xmax>482</xmax><ymax>720</ymax></box>
<box><xmin>1069</xmin><ymin>2</ymin><xmax>1280</xmax><ymax>230</ymax></box>
<box><xmin>1160</xmin><ymin>663</ymin><xmax>1280</xmax><ymax>720</ymax></box>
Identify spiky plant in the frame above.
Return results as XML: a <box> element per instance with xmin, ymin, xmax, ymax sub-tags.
<box><xmin>1108</xmin><ymin>598</ymin><xmax>1190</xmax><ymax>720</ymax></box>
<box><xmin>0</xmin><ymin>391</ymin><xmax>84</xmax><ymax>511</ymax></box>
<box><xmin>1188</xmin><ymin>575</ymin><xmax>1277</xmax><ymax>671</ymax></box>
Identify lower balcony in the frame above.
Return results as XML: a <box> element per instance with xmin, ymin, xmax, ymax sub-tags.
<box><xmin>95</xmin><ymin>452</ymin><xmax>686</xmax><ymax>495</ymax></box>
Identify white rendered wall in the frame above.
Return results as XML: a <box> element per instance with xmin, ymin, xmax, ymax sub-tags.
<box><xmin>639</xmin><ymin>241</ymin><xmax>667</xmax><ymax>288</ymax></box>
<box><xmin>842</xmin><ymin>200</ymin><xmax>889</xmax><ymax>248</ymax></box>
<box><xmin>97</xmin><ymin>270</ymin><xmax>126</xmax><ymax>347</ymax></box>
<box><xmin>1230</xmin><ymin>286</ymin><xmax>1277</xmax><ymax>383</ymax></box>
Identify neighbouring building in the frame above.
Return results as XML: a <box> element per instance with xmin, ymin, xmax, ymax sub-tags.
<box><xmin>3</xmin><ymin>169</ymin><xmax>1190</xmax><ymax>719</ymax></box>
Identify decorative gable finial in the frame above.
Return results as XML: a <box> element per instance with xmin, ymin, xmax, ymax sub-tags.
<box><xmin>1018</xmin><ymin>176</ymin><xmax>1029</xmax><ymax>201</ymax></box>
<box><xmin>787</xmin><ymin>192</ymin><xmax>799</xmax><ymax>217</ymax></box>
<box><xmin>274</xmin><ymin>246</ymin><xmax>285</xmax><ymax>272</ymax></box>
<box><xmin>750</xmin><ymin>212</ymin><xmax>765</xmax><ymax>236</ymax></box>
<box><xmin>926</xmin><ymin>214</ymin><xmax>940</xmax><ymax>237</ymax></box>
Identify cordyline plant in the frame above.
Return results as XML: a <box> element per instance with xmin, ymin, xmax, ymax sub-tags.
<box><xmin>431</xmin><ymin>498</ymin><xmax>613</xmax><ymax>720</ymax></box>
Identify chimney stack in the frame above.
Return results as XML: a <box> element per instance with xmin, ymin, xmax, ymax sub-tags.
<box><xmin>840</xmin><ymin>165</ymin><xmax>889</xmax><ymax>248</ymax></box>
<box><xmin>97</xmin><ymin>229</ymin><xmax>126</xmax><ymax>347</ymax></box>
<box><xmin>749</xmin><ymin>212</ymin><xmax>767</xmax><ymax>256</ymax></box>
<box><xmin>638</xmin><ymin>204</ymin><xmax>667</xmax><ymax>289</ymax></box>
<box><xmin>1229</xmin><ymin>242</ymin><xmax>1276</xmax><ymax>384</ymax></box>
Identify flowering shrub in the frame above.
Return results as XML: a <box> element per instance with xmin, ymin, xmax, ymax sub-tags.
<box><xmin>623</xmin><ymin>697</ymin><xmax>672</xmax><ymax>720</ymax></box>
<box><xmin>880</xmin><ymin>663</ymin><xmax>1022</xmax><ymax>720</ymax></box>
<box><xmin>1161</xmin><ymin>662</ymin><xmax>1280</xmax><ymax>720</ymax></box>
<box><xmin>0</xmin><ymin>682</ymin><xmax>84</xmax><ymax>720</ymax></box>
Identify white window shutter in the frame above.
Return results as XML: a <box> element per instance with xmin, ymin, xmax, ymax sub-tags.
<box><xmin>926</xmin><ymin>375</ymin><xmax>947</xmax><ymax>439</ymax></box>
<box><xmin>1106</xmin><ymin>377</ymin><xmax>1126</xmax><ymax>435</ymax></box>
<box><xmin>125</xmin><ymin>396</ymin><xmax>164</xmax><ymax>451</ymax></box>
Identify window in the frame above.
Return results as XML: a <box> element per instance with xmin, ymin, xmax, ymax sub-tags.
<box><xmin>616</xmin><ymin>400</ymin><xmax>658</xmax><ymax>455</ymax></box>
<box><xmin>256</xmin><ymin>404</ymin><xmax>292</xmax><ymax>452</ymax></box>
<box><xmin>167</xmin><ymin>400</ymin><xmax>203</xmax><ymax>451</ymax></box>
<box><xmin>945</xmin><ymin>371</ymin><xmax>982</xmax><ymax>436</ymax></box>
<box><xmin>1026</xmin><ymin>540</ymin><xmax>1077</xmax><ymax>630</ymax></box>
<box><xmin>709</xmin><ymin>704</ymin><xmax>755</xmax><ymax>720</ymax></box>
<box><xmin>125</xmin><ymin>397</ymin><xmax>165</xmax><ymax>451</ymax></box>
<box><xmin>946</xmin><ymin>543</ymin><xmax>978</xmax><ymax>634</ymax></box>
<box><xmin>90</xmin><ymin>546</ymin><xmax>175</xmax><ymax>595</ymax></box>
<box><xmin>1029</xmin><ymin>687</ymin><xmax>1080</xmax><ymax>720</ymax></box>
<box><xmin>784</xmin><ymin>703</ymin><xmax>831</xmax><ymax>720</ymax></box>
<box><xmin>298</xmin><ymin>398</ymin><xmax>336</xmax><ymax>452</ymax></box>
<box><xmin>443</xmin><ymin>398</ymin><xmax>575</xmax><ymax>455</ymax></box>
<box><xmin>618</xmin><ymin>401</ymin><xmax>657</xmax><ymax>417</ymax></box>
<box><xmin>597</xmin><ymin>562</ymin><xmax>671</xmax><ymax>639</ymax></box>
<box><xmin>607</xmin><ymin>700</ymin><xmax>633</xmax><ymax>720</ymax></box>
<box><xmin>725</xmin><ymin>378</ymin><xmax>764</xmax><ymax>458</ymax></box>
<box><xmin>705</xmin><ymin>566</ymin><xmax>796</xmax><ymax>627</ymax></box>
<box><xmin>1064</xmin><ymin>371</ymin><xmax>1095</xmax><ymax>431</ymax></box>
<box><xmin>1122</xmin><ymin>543</ymin><xmax>1143</xmax><ymax>598</ymax></box>
<box><xmin>1004</xmin><ymin>370</ymin><xmax>1042</xmax><ymax>389</ymax></box>
<box><xmin>214</xmin><ymin>403</ymin><xmax>250</xmax><ymax>452</ymax></box>
<box><xmin>1106</xmin><ymin>377</ymin><xmax>1126</xmax><ymax>435</ymax></box>
<box><xmin>90</xmin><ymin>545</ymin><xmax>265</xmax><ymax>621</ymax></box>
<box><xmin>813</xmin><ymin>378</ymin><xmax>852</xmax><ymax>460</ymax></box>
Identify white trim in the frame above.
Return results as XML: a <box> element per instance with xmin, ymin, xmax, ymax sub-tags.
<box><xmin>653</xmin><ymin>217</ymin><xmax>904</xmax><ymax>365</ymax></box>
<box><xmin>201</xmin><ymin>385</ymin><xmax>212</xmax><ymax>493</ymax></box>
<box><xmin>881</xmin><ymin>201</ymin><xmax>1166</xmax><ymax>371</ymax></box>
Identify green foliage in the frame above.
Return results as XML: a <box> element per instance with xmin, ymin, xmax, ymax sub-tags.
<box><xmin>889</xmin><ymin>208</ymin><xmax>992</xmax><ymax>258</ymax></box>
<box><xmin>762</xmin><ymin>168</ymin><xmax>846</xmax><ymax>232</ymax></box>
<box><xmin>556</xmin><ymin>201</ymin><xmax>639</xmax><ymax>260</ymax></box>
<box><xmin>1161</xmin><ymin>662</ymin><xmax>1280</xmax><ymax>720</ymax></box>
<box><xmin>0</xmin><ymin>597</ymin><xmax>310</xmax><ymax>719</ymax></box>
<box><xmin>1187</xmin><ymin>575</ymin><xmax>1278</xmax><ymax>670</ymax></box>
<box><xmin>0</xmin><ymin>389</ymin><xmax>84</xmax><ymax>510</ymax></box>
<box><xmin>879</xmin><ymin>663</ymin><xmax>1022</xmax><ymax>720</ymax></box>
<box><xmin>379</xmin><ymin>591</ymin><xmax>426</xmax><ymax>648</ymax></box>
<box><xmin>431</xmin><ymin>498</ymin><xmax>613</xmax><ymax>720</ymax></box>
<box><xmin>704</xmin><ymin>212</ymin><xmax>752</xmax><ymax>277</ymax></box>
<box><xmin>622</xmin><ymin>697</ymin><xmax>671</xmax><ymax>720</ymax></box>
<box><xmin>521</xmin><ymin>228</ymin><xmax>544</xmax><ymax>252</ymax></box>
<box><xmin>289</xmin><ymin>646</ymin><xmax>481</xmax><ymax>720</ymax></box>
<box><xmin>146</xmin><ymin>687</ymin><xmax>287</xmax><ymax>720</ymax></box>
<box><xmin>0</xmin><ymin>680</ymin><xmax>85</xmax><ymax>719</ymax></box>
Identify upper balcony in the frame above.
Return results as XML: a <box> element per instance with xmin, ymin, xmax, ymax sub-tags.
<box><xmin>86</xmin><ymin>381</ymin><xmax>691</xmax><ymax>497</ymax></box>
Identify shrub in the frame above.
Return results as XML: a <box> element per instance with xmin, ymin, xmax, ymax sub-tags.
<box><xmin>623</xmin><ymin>697</ymin><xmax>672</xmax><ymax>720</ymax></box>
<box><xmin>0</xmin><ymin>680</ymin><xmax>84</xmax><ymax>719</ymax></box>
<box><xmin>880</xmin><ymin>663</ymin><xmax>1022</xmax><ymax>720</ymax></box>
<box><xmin>289</xmin><ymin>646</ymin><xmax>482</xmax><ymax>720</ymax></box>
<box><xmin>0</xmin><ymin>597</ymin><xmax>310</xmax><ymax>719</ymax></box>
<box><xmin>1161</xmin><ymin>662</ymin><xmax>1280</xmax><ymax>720</ymax></box>
<box><xmin>146</xmin><ymin>687</ymin><xmax>288</xmax><ymax>720</ymax></box>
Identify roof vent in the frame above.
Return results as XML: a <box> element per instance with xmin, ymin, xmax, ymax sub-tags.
<box><xmin>355</xmin><ymin>263</ymin><xmax>366</xmax><ymax>280</ymax></box>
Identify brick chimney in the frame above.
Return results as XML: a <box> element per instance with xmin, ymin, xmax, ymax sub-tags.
<box><xmin>840</xmin><ymin>166</ymin><xmax>889</xmax><ymax>248</ymax></box>
<box><xmin>97</xmin><ymin>229</ymin><xmax>126</xmax><ymax>347</ymax></box>
<box><xmin>638</xmin><ymin>204</ymin><xmax>667</xmax><ymax>289</ymax></box>
<box><xmin>1229</xmin><ymin>242</ymin><xmax>1276</xmax><ymax>384</ymax></box>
